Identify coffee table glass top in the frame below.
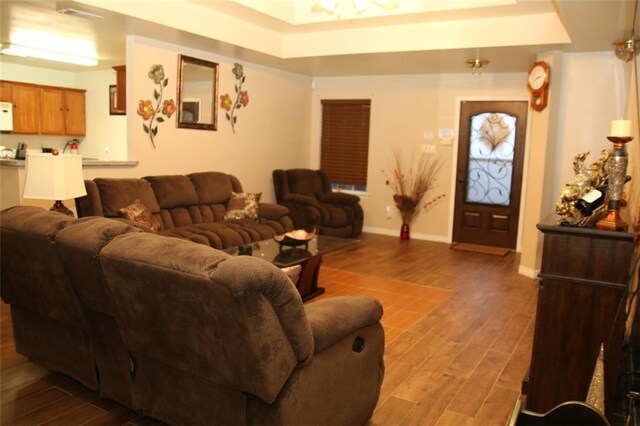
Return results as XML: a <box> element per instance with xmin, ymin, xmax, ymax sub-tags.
<box><xmin>223</xmin><ymin>235</ymin><xmax>358</xmax><ymax>267</ymax></box>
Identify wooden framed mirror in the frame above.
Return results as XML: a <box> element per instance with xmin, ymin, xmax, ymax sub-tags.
<box><xmin>176</xmin><ymin>54</ymin><xmax>219</xmax><ymax>130</ymax></box>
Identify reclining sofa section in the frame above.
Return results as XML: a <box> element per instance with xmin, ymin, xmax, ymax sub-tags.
<box><xmin>75</xmin><ymin>171</ymin><xmax>295</xmax><ymax>249</ymax></box>
<box><xmin>0</xmin><ymin>206</ymin><xmax>385</xmax><ymax>425</ymax></box>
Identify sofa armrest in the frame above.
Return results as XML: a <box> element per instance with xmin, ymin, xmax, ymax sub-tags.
<box><xmin>304</xmin><ymin>296</ymin><xmax>383</xmax><ymax>353</ymax></box>
<box><xmin>320</xmin><ymin>192</ymin><xmax>360</xmax><ymax>205</ymax></box>
<box><xmin>282</xmin><ymin>194</ymin><xmax>320</xmax><ymax>208</ymax></box>
<box><xmin>258</xmin><ymin>202</ymin><xmax>290</xmax><ymax>220</ymax></box>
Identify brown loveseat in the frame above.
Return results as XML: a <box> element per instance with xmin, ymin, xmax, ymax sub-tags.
<box><xmin>75</xmin><ymin>171</ymin><xmax>295</xmax><ymax>249</ymax></box>
<box><xmin>0</xmin><ymin>205</ymin><xmax>385</xmax><ymax>425</ymax></box>
<box><xmin>273</xmin><ymin>169</ymin><xmax>364</xmax><ymax>238</ymax></box>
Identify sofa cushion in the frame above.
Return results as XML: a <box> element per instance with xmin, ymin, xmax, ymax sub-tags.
<box><xmin>224</xmin><ymin>192</ymin><xmax>261</xmax><ymax>221</ymax></box>
<box><xmin>189</xmin><ymin>172</ymin><xmax>243</xmax><ymax>205</ymax></box>
<box><xmin>96</xmin><ymin>178</ymin><xmax>160</xmax><ymax>218</ymax></box>
<box><xmin>119</xmin><ymin>199</ymin><xmax>163</xmax><ymax>231</ymax></box>
<box><xmin>144</xmin><ymin>175</ymin><xmax>199</xmax><ymax>209</ymax></box>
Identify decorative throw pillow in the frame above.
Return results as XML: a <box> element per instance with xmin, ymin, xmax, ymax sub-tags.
<box><xmin>280</xmin><ymin>265</ymin><xmax>302</xmax><ymax>286</ymax></box>
<box><xmin>118</xmin><ymin>199</ymin><xmax>162</xmax><ymax>232</ymax></box>
<box><xmin>223</xmin><ymin>192</ymin><xmax>262</xmax><ymax>220</ymax></box>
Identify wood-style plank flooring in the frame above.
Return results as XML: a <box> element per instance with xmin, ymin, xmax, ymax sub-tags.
<box><xmin>1</xmin><ymin>233</ymin><xmax>538</xmax><ymax>425</ymax></box>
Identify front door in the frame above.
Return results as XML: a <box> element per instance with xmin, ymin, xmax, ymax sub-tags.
<box><xmin>452</xmin><ymin>101</ymin><xmax>528</xmax><ymax>249</ymax></box>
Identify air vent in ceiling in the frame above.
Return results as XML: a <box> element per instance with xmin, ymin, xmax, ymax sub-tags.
<box><xmin>56</xmin><ymin>7</ymin><xmax>104</xmax><ymax>20</ymax></box>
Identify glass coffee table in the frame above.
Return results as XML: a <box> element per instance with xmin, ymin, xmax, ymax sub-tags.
<box><xmin>224</xmin><ymin>235</ymin><xmax>358</xmax><ymax>301</ymax></box>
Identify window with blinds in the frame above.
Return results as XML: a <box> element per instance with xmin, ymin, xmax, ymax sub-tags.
<box><xmin>320</xmin><ymin>99</ymin><xmax>371</xmax><ymax>191</ymax></box>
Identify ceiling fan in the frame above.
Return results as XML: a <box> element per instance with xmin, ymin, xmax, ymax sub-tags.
<box><xmin>311</xmin><ymin>0</ymin><xmax>399</xmax><ymax>14</ymax></box>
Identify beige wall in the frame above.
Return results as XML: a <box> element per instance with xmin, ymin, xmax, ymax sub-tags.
<box><xmin>310</xmin><ymin>73</ymin><xmax>530</xmax><ymax>242</ymax></box>
<box><xmin>1</xmin><ymin>39</ymin><xmax>633</xmax><ymax>276</ymax></box>
<box><xmin>93</xmin><ymin>36</ymin><xmax>312</xmax><ymax>202</ymax></box>
<box><xmin>311</xmin><ymin>50</ymin><xmax>630</xmax><ymax>277</ymax></box>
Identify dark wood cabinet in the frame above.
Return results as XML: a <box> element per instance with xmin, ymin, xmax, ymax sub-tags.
<box><xmin>113</xmin><ymin>65</ymin><xmax>126</xmax><ymax>112</ymax></box>
<box><xmin>525</xmin><ymin>214</ymin><xmax>638</xmax><ymax>420</ymax></box>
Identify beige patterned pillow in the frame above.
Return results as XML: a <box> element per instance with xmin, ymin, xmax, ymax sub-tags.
<box><xmin>118</xmin><ymin>199</ymin><xmax>163</xmax><ymax>231</ymax></box>
<box><xmin>281</xmin><ymin>265</ymin><xmax>302</xmax><ymax>286</ymax></box>
<box><xmin>224</xmin><ymin>192</ymin><xmax>261</xmax><ymax>220</ymax></box>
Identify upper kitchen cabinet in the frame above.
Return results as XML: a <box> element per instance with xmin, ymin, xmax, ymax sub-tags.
<box><xmin>1</xmin><ymin>80</ymin><xmax>86</xmax><ymax>136</ymax></box>
<box><xmin>7</xmin><ymin>82</ymin><xmax>40</xmax><ymax>134</ymax></box>
<box><xmin>40</xmin><ymin>87</ymin><xmax>86</xmax><ymax>136</ymax></box>
<box><xmin>113</xmin><ymin>65</ymin><xmax>126</xmax><ymax>111</ymax></box>
<box><xmin>0</xmin><ymin>81</ymin><xmax>11</xmax><ymax>102</ymax></box>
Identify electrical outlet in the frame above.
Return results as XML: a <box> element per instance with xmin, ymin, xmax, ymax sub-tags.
<box><xmin>421</xmin><ymin>144</ymin><xmax>436</xmax><ymax>154</ymax></box>
<box><xmin>104</xmin><ymin>145</ymin><xmax>110</xmax><ymax>153</ymax></box>
<box><xmin>385</xmin><ymin>205</ymin><xmax>392</xmax><ymax>219</ymax></box>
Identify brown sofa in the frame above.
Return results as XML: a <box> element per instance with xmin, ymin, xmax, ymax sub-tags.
<box><xmin>273</xmin><ymin>169</ymin><xmax>364</xmax><ymax>238</ymax></box>
<box><xmin>75</xmin><ymin>171</ymin><xmax>295</xmax><ymax>249</ymax></box>
<box><xmin>0</xmin><ymin>205</ymin><xmax>385</xmax><ymax>425</ymax></box>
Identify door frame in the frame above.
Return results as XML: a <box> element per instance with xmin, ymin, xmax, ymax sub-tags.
<box><xmin>447</xmin><ymin>96</ymin><xmax>533</xmax><ymax>252</ymax></box>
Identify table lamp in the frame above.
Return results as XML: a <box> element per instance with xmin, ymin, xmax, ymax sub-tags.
<box><xmin>22</xmin><ymin>153</ymin><xmax>86</xmax><ymax>216</ymax></box>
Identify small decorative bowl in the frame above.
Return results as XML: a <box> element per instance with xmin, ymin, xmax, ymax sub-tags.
<box><xmin>274</xmin><ymin>228</ymin><xmax>317</xmax><ymax>249</ymax></box>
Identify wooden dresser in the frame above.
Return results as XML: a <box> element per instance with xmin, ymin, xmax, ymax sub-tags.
<box><xmin>524</xmin><ymin>214</ymin><xmax>639</xmax><ymax>420</ymax></box>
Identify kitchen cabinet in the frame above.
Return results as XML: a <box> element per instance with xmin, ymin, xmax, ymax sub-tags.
<box><xmin>0</xmin><ymin>81</ymin><xmax>11</xmax><ymax>102</ymax></box>
<box><xmin>113</xmin><ymin>65</ymin><xmax>126</xmax><ymax>111</ymax></box>
<box><xmin>524</xmin><ymin>213</ymin><xmax>639</xmax><ymax>421</ymax></box>
<box><xmin>8</xmin><ymin>82</ymin><xmax>40</xmax><ymax>134</ymax></box>
<box><xmin>40</xmin><ymin>87</ymin><xmax>86</xmax><ymax>136</ymax></box>
<box><xmin>0</xmin><ymin>80</ymin><xmax>85</xmax><ymax>136</ymax></box>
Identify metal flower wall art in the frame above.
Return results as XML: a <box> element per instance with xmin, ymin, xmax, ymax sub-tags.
<box><xmin>220</xmin><ymin>63</ymin><xmax>249</xmax><ymax>133</ymax></box>
<box><xmin>137</xmin><ymin>64</ymin><xmax>175</xmax><ymax>149</ymax></box>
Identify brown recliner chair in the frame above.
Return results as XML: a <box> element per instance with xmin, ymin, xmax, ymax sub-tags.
<box><xmin>272</xmin><ymin>169</ymin><xmax>364</xmax><ymax>237</ymax></box>
<box><xmin>100</xmin><ymin>232</ymin><xmax>384</xmax><ymax>425</ymax></box>
<box><xmin>0</xmin><ymin>206</ymin><xmax>98</xmax><ymax>390</ymax></box>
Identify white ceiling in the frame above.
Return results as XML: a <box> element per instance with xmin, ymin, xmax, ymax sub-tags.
<box><xmin>0</xmin><ymin>0</ymin><xmax>637</xmax><ymax>76</ymax></box>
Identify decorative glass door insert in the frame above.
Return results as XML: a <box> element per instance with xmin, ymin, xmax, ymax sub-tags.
<box><xmin>465</xmin><ymin>112</ymin><xmax>517</xmax><ymax>206</ymax></box>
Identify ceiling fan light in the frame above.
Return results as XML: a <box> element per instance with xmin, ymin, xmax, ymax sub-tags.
<box><xmin>353</xmin><ymin>0</ymin><xmax>370</xmax><ymax>13</ymax></box>
<box><xmin>613</xmin><ymin>38</ymin><xmax>639</xmax><ymax>62</ymax></box>
<box><xmin>466</xmin><ymin>58</ymin><xmax>489</xmax><ymax>74</ymax></box>
<box><xmin>321</xmin><ymin>0</ymin><xmax>339</xmax><ymax>12</ymax></box>
<box><xmin>374</xmin><ymin>0</ymin><xmax>399</xmax><ymax>10</ymax></box>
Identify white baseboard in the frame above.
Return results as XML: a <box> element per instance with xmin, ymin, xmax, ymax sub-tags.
<box><xmin>362</xmin><ymin>226</ymin><xmax>450</xmax><ymax>244</ymax></box>
<box><xmin>518</xmin><ymin>264</ymin><xmax>539</xmax><ymax>279</ymax></box>
<box><xmin>365</xmin><ymin>227</ymin><xmax>539</xmax><ymax>279</ymax></box>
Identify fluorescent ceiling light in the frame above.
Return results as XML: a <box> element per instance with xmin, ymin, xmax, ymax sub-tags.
<box><xmin>0</xmin><ymin>44</ymin><xmax>98</xmax><ymax>66</ymax></box>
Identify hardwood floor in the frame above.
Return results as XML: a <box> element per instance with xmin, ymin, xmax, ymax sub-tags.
<box><xmin>1</xmin><ymin>233</ymin><xmax>538</xmax><ymax>425</ymax></box>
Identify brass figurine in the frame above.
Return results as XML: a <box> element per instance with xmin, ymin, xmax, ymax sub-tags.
<box><xmin>555</xmin><ymin>150</ymin><xmax>609</xmax><ymax>226</ymax></box>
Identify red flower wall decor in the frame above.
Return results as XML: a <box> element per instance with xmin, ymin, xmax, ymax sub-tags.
<box><xmin>137</xmin><ymin>64</ymin><xmax>175</xmax><ymax>149</ymax></box>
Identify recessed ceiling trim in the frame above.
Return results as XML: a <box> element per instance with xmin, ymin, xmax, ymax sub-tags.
<box><xmin>282</xmin><ymin>12</ymin><xmax>571</xmax><ymax>58</ymax></box>
<box><xmin>75</xmin><ymin>0</ymin><xmax>569</xmax><ymax>61</ymax></box>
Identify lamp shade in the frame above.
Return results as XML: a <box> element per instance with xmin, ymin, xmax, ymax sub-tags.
<box><xmin>23</xmin><ymin>153</ymin><xmax>87</xmax><ymax>200</ymax></box>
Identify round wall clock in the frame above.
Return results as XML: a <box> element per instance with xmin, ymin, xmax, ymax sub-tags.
<box><xmin>527</xmin><ymin>61</ymin><xmax>550</xmax><ymax>111</ymax></box>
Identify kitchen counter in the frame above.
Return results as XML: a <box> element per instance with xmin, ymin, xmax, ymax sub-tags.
<box><xmin>0</xmin><ymin>158</ymin><xmax>139</xmax><ymax>168</ymax></box>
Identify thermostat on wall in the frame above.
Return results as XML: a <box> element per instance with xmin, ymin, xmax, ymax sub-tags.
<box><xmin>439</xmin><ymin>129</ymin><xmax>453</xmax><ymax>145</ymax></box>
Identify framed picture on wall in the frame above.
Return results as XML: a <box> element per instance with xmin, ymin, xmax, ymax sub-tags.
<box><xmin>109</xmin><ymin>85</ymin><xmax>125</xmax><ymax>115</ymax></box>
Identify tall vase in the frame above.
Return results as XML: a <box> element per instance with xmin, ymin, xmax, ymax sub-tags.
<box><xmin>400</xmin><ymin>223</ymin><xmax>410</xmax><ymax>240</ymax></box>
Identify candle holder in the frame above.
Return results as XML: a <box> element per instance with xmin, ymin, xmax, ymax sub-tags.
<box><xmin>596</xmin><ymin>136</ymin><xmax>633</xmax><ymax>231</ymax></box>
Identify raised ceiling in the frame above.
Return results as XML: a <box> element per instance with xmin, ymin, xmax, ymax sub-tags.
<box><xmin>0</xmin><ymin>0</ymin><xmax>636</xmax><ymax>76</ymax></box>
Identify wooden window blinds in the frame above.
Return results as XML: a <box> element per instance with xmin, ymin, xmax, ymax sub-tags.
<box><xmin>320</xmin><ymin>99</ymin><xmax>371</xmax><ymax>187</ymax></box>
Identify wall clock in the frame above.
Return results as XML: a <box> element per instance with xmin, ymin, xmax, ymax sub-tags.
<box><xmin>527</xmin><ymin>61</ymin><xmax>550</xmax><ymax>112</ymax></box>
